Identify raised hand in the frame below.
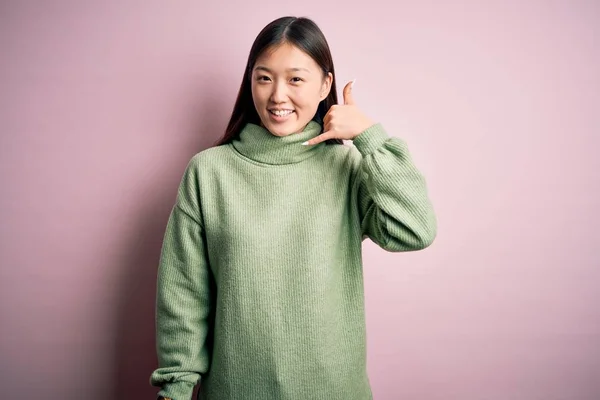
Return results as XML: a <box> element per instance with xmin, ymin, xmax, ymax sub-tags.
<box><xmin>302</xmin><ymin>80</ymin><xmax>375</xmax><ymax>146</ymax></box>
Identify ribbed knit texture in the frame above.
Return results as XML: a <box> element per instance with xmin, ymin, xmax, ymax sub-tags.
<box><xmin>149</xmin><ymin>121</ymin><xmax>437</xmax><ymax>400</ymax></box>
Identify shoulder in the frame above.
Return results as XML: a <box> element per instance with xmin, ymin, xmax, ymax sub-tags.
<box><xmin>321</xmin><ymin>142</ymin><xmax>363</xmax><ymax>169</ymax></box>
<box><xmin>174</xmin><ymin>145</ymin><xmax>233</xmax><ymax>191</ymax></box>
<box><xmin>185</xmin><ymin>144</ymin><xmax>232</xmax><ymax>171</ymax></box>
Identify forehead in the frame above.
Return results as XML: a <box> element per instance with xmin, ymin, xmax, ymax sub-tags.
<box><xmin>254</xmin><ymin>43</ymin><xmax>319</xmax><ymax>71</ymax></box>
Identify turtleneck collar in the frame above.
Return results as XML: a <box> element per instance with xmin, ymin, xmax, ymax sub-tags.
<box><xmin>231</xmin><ymin>121</ymin><xmax>325</xmax><ymax>165</ymax></box>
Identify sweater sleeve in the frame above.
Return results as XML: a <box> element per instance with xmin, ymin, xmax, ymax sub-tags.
<box><xmin>149</xmin><ymin>156</ymin><xmax>214</xmax><ymax>400</ymax></box>
<box><xmin>352</xmin><ymin>123</ymin><xmax>437</xmax><ymax>252</ymax></box>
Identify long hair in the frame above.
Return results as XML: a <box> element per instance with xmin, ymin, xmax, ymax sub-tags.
<box><xmin>215</xmin><ymin>16</ymin><xmax>342</xmax><ymax>146</ymax></box>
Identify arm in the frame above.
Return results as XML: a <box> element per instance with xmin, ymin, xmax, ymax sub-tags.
<box><xmin>149</xmin><ymin>157</ymin><xmax>214</xmax><ymax>400</ymax></box>
<box><xmin>353</xmin><ymin>123</ymin><xmax>437</xmax><ymax>252</ymax></box>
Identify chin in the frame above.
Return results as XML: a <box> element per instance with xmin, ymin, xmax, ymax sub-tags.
<box><xmin>262</xmin><ymin>117</ymin><xmax>306</xmax><ymax>137</ymax></box>
<box><xmin>263</xmin><ymin>121</ymin><xmax>306</xmax><ymax>136</ymax></box>
<box><xmin>269</xmin><ymin>127</ymin><xmax>297</xmax><ymax>137</ymax></box>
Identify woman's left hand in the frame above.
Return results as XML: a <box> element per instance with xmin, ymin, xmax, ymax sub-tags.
<box><xmin>302</xmin><ymin>80</ymin><xmax>375</xmax><ymax>146</ymax></box>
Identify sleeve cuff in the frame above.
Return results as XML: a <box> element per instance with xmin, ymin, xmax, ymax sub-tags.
<box><xmin>352</xmin><ymin>123</ymin><xmax>389</xmax><ymax>156</ymax></box>
<box><xmin>157</xmin><ymin>381</ymin><xmax>195</xmax><ymax>400</ymax></box>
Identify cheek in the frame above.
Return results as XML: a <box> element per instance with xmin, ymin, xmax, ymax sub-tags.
<box><xmin>292</xmin><ymin>87</ymin><xmax>323</xmax><ymax>109</ymax></box>
<box><xmin>251</xmin><ymin>86</ymin><xmax>268</xmax><ymax>107</ymax></box>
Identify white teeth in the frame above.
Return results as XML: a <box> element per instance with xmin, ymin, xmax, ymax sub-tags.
<box><xmin>271</xmin><ymin>110</ymin><xmax>293</xmax><ymax>116</ymax></box>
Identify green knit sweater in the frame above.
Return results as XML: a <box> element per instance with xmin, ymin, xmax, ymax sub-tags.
<box><xmin>149</xmin><ymin>121</ymin><xmax>436</xmax><ymax>400</ymax></box>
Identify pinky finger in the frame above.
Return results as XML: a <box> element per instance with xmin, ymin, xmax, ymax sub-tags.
<box><xmin>302</xmin><ymin>130</ymin><xmax>335</xmax><ymax>146</ymax></box>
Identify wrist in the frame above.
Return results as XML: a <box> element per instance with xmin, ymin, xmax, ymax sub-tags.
<box><xmin>354</xmin><ymin>119</ymin><xmax>375</xmax><ymax>139</ymax></box>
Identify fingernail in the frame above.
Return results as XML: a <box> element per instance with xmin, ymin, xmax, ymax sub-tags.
<box><xmin>301</xmin><ymin>141</ymin><xmax>309</xmax><ymax>146</ymax></box>
<box><xmin>351</xmin><ymin>78</ymin><xmax>356</xmax><ymax>87</ymax></box>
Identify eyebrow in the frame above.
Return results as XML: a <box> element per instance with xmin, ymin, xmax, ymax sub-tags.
<box><xmin>253</xmin><ymin>66</ymin><xmax>311</xmax><ymax>73</ymax></box>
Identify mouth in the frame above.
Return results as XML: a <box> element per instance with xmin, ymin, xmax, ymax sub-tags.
<box><xmin>268</xmin><ymin>109</ymin><xmax>295</xmax><ymax>117</ymax></box>
<box><xmin>268</xmin><ymin>109</ymin><xmax>295</xmax><ymax>123</ymax></box>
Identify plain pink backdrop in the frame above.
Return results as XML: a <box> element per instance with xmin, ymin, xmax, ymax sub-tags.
<box><xmin>1</xmin><ymin>1</ymin><xmax>599</xmax><ymax>399</ymax></box>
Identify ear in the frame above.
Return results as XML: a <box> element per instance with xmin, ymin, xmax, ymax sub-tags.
<box><xmin>319</xmin><ymin>72</ymin><xmax>333</xmax><ymax>101</ymax></box>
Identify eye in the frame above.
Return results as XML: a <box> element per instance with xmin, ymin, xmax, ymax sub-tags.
<box><xmin>290</xmin><ymin>77</ymin><xmax>303</xmax><ymax>83</ymax></box>
<box><xmin>256</xmin><ymin>75</ymin><xmax>271</xmax><ymax>82</ymax></box>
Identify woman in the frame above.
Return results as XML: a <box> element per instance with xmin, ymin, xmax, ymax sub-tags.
<box><xmin>150</xmin><ymin>15</ymin><xmax>436</xmax><ymax>400</ymax></box>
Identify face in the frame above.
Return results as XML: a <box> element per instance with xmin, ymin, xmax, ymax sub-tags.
<box><xmin>251</xmin><ymin>42</ymin><xmax>333</xmax><ymax>137</ymax></box>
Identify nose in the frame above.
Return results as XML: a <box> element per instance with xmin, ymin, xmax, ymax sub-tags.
<box><xmin>270</xmin><ymin>80</ymin><xmax>288</xmax><ymax>104</ymax></box>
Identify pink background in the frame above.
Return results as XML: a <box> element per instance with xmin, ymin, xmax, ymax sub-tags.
<box><xmin>1</xmin><ymin>1</ymin><xmax>599</xmax><ymax>399</ymax></box>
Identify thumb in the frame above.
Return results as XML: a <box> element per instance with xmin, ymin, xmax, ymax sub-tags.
<box><xmin>343</xmin><ymin>79</ymin><xmax>356</xmax><ymax>105</ymax></box>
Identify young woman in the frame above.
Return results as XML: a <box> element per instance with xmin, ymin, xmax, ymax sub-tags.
<box><xmin>150</xmin><ymin>16</ymin><xmax>436</xmax><ymax>400</ymax></box>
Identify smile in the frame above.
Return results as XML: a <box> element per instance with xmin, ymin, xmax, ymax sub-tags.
<box><xmin>269</xmin><ymin>110</ymin><xmax>295</xmax><ymax>116</ymax></box>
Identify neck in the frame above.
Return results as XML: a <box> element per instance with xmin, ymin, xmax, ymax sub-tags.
<box><xmin>231</xmin><ymin>121</ymin><xmax>324</xmax><ymax>165</ymax></box>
